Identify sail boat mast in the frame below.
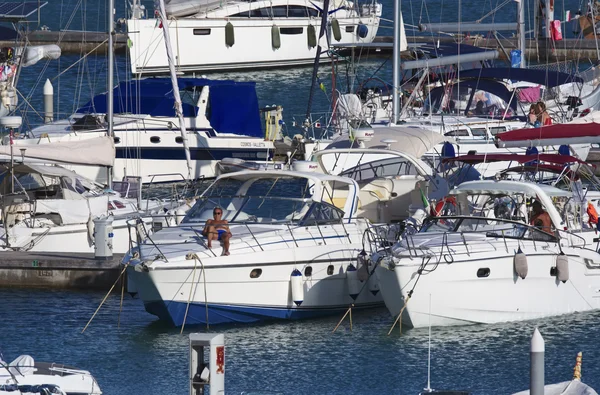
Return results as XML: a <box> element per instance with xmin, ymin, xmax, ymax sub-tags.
<box><xmin>392</xmin><ymin>0</ymin><xmax>402</xmax><ymax>124</ymax></box>
<box><xmin>517</xmin><ymin>0</ymin><xmax>525</xmax><ymax>68</ymax></box>
<box><xmin>107</xmin><ymin>0</ymin><xmax>114</xmax><ymax>188</ymax></box>
<box><xmin>156</xmin><ymin>0</ymin><xmax>193</xmax><ymax>181</ymax></box>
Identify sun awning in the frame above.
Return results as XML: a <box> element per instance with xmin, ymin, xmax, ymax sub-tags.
<box><xmin>6</xmin><ymin>136</ymin><xmax>115</xmax><ymax>167</ymax></box>
<box><xmin>495</xmin><ymin>111</ymin><xmax>600</xmax><ymax>148</ymax></box>
<box><xmin>444</xmin><ymin>153</ymin><xmax>590</xmax><ymax>166</ymax></box>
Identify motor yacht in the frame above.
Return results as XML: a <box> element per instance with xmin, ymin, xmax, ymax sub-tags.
<box><xmin>127</xmin><ymin>0</ymin><xmax>382</xmax><ymax>74</ymax></box>
<box><xmin>124</xmin><ymin>168</ymin><xmax>406</xmax><ymax>325</ymax></box>
<box><xmin>373</xmin><ymin>180</ymin><xmax>600</xmax><ymax>328</ymax></box>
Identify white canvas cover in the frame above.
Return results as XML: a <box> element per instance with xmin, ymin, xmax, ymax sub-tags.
<box><xmin>34</xmin><ymin>196</ymin><xmax>108</xmax><ymax>225</ymax></box>
<box><xmin>8</xmin><ymin>355</ymin><xmax>35</xmax><ymax>376</ymax></box>
<box><xmin>7</xmin><ymin>136</ymin><xmax>114</xmax><ymax>167</ymax></box>
<box><xmin>512</xmin><ymin>380</ymin><xmax>598</xmax><ymax>395</ymax></box>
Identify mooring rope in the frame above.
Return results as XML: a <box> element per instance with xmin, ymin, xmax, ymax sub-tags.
<box><xmin>82</xmin><ymin>263</ymin><xmax>129</xmax><ymax>333</ymax></box>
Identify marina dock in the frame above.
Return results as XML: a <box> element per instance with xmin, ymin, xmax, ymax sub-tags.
<box><xmin>4</xmin><ymin>30</ymin><xmax>598</xmax><ymax>61</ymax></box>
<box><xmin>0</xmin><ymin>251</ymin><xmax>124</xmax><ymax>290</ymax></box>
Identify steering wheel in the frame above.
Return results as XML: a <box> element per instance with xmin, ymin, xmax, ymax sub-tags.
<box><xmin>357</xmin><ymin>77</ymin><xmax>392</xmax><ymax>110</ymax></box>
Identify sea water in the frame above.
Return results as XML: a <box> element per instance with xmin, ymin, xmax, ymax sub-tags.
<box><xmin>1</xmin><ymin>288</ymin><xmax>600</xmax><ymax>394</ymax></box>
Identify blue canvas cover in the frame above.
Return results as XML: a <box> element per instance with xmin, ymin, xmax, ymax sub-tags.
<box><xmin>77</xmin><ymin>78</ymin><xmax>263</xmax><ymax>137</ymax></box>
<box><xmin>457</xmin><ymin>67</ymin><xmax>582</xmax><ymax>87</ymax></box>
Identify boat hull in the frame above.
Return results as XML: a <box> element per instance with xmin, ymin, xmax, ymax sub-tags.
<box><xmin>127</xmin><ymin>16</ymin><xmax>380</xmax><ymax>74</ymax></box>
<box><xmin>127</xmin><ymin>223</ymin><xmax>384</xmax><ymax>325</ymax></box>
<box><xmin>376</xmin><ymin>240</ymin><xmax>600</xmax><ymax>328</ymax></box>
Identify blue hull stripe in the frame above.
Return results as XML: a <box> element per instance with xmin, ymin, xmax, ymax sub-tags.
<box><xmin>144</xmin><ymin>300</ymin><xmax>383</xmax><ymax>326</ymax></box>
<box><xmin>116</xmin><ymin>147</ymin><xmax>270</xmax><ymax>161</ymax></box>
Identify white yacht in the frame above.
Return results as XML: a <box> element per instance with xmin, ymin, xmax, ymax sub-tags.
<box><xmin>124</xmin><ymin>169</ymin><xmax>387</xmax><ymax>325</ymax></box>
<box><xmin>373</xmin><ymin>180</ymin><xmax>600</xmax><ymax>329</ymax></box>
<box><xmin>13</xmin><ymin>78</ymin><xmax>320</xmax><ymax>184</ymax></box>
<box><xmin>0</xmin><ymin>353</ymin><xmax>101</xmax><ymax>395</ymax></box>
<box><xmin>0</xmin><ymin>161</ymin><xmax>189</xmax><ymax>254</ymax></box>
<box><xmin>127</xmin><ymin>0</ymin><xmax>382</xmax><ymax>75</ymax></box>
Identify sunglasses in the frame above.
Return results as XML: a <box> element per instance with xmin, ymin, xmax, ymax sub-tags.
<box><xmin>214</xmin><ymin>212</ymin><xmax>222</xmax><ymax>215</ymax></box>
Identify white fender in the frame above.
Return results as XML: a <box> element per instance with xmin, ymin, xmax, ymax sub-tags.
<box><xmin>514</xmin><ymin>248</ymin><xmax>528</xmax><ymax>279</ymax></box>
<box><xmin>346</xmin><ymin>264</ymin><xmax>360</xmax><ymax>300</ymax></box>
<box><xmin>290</xmin><ymin>269</ymin><xmax>303</xmax><ymax>306</ymax></box>
<box><xmin>556</xmin><ymin>253</ymin><xmax>569</xmax><ymax>282</ymax></box>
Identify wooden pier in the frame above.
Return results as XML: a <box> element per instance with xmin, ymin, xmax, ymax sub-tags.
<box><xmin>0</xmin><ymin>251</ymin><xmax>125</xmax><ymax>290</ymax></box>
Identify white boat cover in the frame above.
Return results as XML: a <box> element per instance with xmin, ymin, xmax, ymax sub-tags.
<box><xmin>512</xmin><ymin>380</ymin><xmax>598</xmax><ymax>395</ymax></box>
<box><xmin>329</xmin><ymin>127</ymin><xmax>454</xmax><ymax>159</ymax></box>
<box><xmin>7</xmin><ymin>136</ymin><xmax>114</xmax><ymax>167</ymax></box>
<box><xmin>163</xmin><ymin>0</ymin><xmax>223</xmax><ymax>17</ymax></box>
<box><xmin>7</xmin><ymin>355</ymin><xmax>35</xmax><ymax>376</ymax></box>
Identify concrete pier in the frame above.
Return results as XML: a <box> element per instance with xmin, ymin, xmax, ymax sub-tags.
<box><xmin>0</xmin><ymin>30</ymin><xmax>597</xmax><ymax>61</ymax></box>
<box><xmin>0</xmin><ymin>251</ymin><xmax>124</xmax><ymax>290</ymax></box>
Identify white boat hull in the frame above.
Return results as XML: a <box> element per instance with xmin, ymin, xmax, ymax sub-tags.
<box><xmin>127</xmin><ymin>16</ymin><xmax>380</xmax><ymax>74</ymax></box>
<box><xmin>376</xmin><ymin>236</ymin><xmax>600</xmax><ymax>328</ymax></box>
<box><xmin>127</xmin><ymin>222</ymin><xmax>383</xmax><ymax>325</ymax></box>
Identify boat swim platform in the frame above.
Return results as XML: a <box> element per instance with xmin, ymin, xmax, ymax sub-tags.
<box><xmin>0</xmin><ymin>251</ymin><xmax>125</xmax><ymax>290</ymax></box>
<box><xmin>0</xmin><ymin>30</ymin><xmax>595</xmax><ymax>61</ymax></box>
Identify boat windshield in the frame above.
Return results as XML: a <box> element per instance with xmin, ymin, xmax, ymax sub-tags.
<box><xmin>420</xmin><ymin>216</ymin><xmax>556</xmax><ymax>241</ymax></box>
<box><xmin>183</xmin><ymin>176</ymin><xmax>345</xmax><ymax>225</ymax></box>
<box><xmin>339</xmin><ymin>157</ymin><xmax>421</xmax><ymax>183</ymax></box>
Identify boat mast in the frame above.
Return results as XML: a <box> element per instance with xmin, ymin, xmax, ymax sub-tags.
<box><xmin>304</xmin><ymin>0</ymin><xmax>331</xmax><ymax>126</ymax></box>
<box><xmin>107</xmin><ymin>0</ymin><xmax>114</xmax><ymax>188</ymax></box>
<box><xmin>392</xmin><ymin>0</ymin><xmax>402</xmax><ymax>124</ymax></box>
<box><xmin>517</xmin><ymin>0</ymin><xmax>525</xmax><ymax>68</ymax></box>
<box><xmin>156</xmin><ymin>0</ymin><xmax>193</xmax><ymax>181</ymax></box>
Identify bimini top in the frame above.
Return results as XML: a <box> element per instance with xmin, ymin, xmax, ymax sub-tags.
<box><xmin>456</xmin><ymin>68</ymin><xmax>583</xmax><ymax>88</ymax></box>
<box><xmin>76</xmin><ymin>78</ymin><xmax>263</xmax><ymax>137</ymax></box>
<box><xmin>450</xmin><ymin>180</ymin><xmax>571</xmax><ymax>198</ymax></box>
<box><xmin>443</xmin><ymin>153</ymin><xmax>589</xmax><ymax>166</ymax></box>
<box><xmin>450</xmin><ymin>180</ymin><xmax>568</xmax><ymax>226</ymax></box>
<box><xmin>495</xmin><ymin>111</ymin><xmax>600</xmax><ymax>148</ymax></box>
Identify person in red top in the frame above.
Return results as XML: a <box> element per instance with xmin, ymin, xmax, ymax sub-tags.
<box><xmin>530</xmin><ymin>200</ymin><xmax>553</xmax><ymax>234</ymax></box>
<box><xmin>536</xmin><ymin>101</ymin><xmax>552</xmax><ymax>125</ymax></box>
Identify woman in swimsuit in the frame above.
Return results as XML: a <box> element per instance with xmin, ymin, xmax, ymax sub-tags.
<box><xmin>202</xmin><ymin>207</ymin><xmax>232</xmax><ymax>256</ymax></box>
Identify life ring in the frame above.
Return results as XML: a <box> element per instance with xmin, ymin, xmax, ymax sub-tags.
<box><xmin>433</xmin><ymin>196</ymin><xmax>457</xmax><ymax>217</ymax></box>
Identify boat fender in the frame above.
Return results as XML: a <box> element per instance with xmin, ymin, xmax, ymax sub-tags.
<box><xmin>346</xmin><ymin>263</ymin><xmax>360</xmax><ymax>300</ymax></box>
<box><xmin>367</xmin><ymin>258</ymin><xmax>379</xmax><ymax>295</ymax></box>
<box><xmin>175</xmin><ymin>208</ymin><xmax>186</xmax><ymax>225</ymax></box>
<box><xmin>307</xmin><ymin>24</ymin><xmax>317</xmax><ymax>48</ymax></box>
<box><xmin>225</xmin><ymin>22</ymin><xmax>235</xmax><ymax>47</ymax></box>
<box><xmin>290</xmin><ymin>269</ymin><xmax>304</xmax><ymax>306</ymax></box>
<box><xmin>357</xmin><ymin>23</ymin><xmax>368</xmax><ymax>38</ymax></box>
<box><xmin>331</xmin><ymin>18</ymin><xmax>342</xmax><ymax>41</ymax></box>
<box><xmin>356</xmin><ymin>250</ymin><xmax>368</xmax><ymax>281</ymax></box>
<box><xmin>513</xmin><ymin>247</ymin><xmax>528</xmax><ymax>279</ymax></box>
<box><xmin>556</xmin><ymin>253</ymin><xmax>569</xmax><ymax>283</ymax></box>
<box><xmin>271</xmin><ymin>25</ymin><xmax>281</xmax><ymax>49</ymax></box>
<box><xmin>166</xmin><ymin>210</ymin><xmax>177</xmax><ymax>227</ymax></box>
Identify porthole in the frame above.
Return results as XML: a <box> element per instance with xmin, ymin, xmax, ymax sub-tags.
<box><xmin>345</xmin><ymin>26</ymin><xmax>354</xmax><ymax>32</ymax></box>
<box><xmin>476</xmin><ymin>268</ymin><xmax>490</xmax><ymax>278</ymax></box>
<box><xmin>150</xmin><ymin>136</ymin><xmax>161</xmax><ymax>143</ymax></box>
<box><xmin>304</xmin><ymin>266</ymin><xmax>312</xmax><ymax>277</ymax></box>
<box><xmin>175</xmin><ymin>136</ymin><xmax>183</xmax><ymax>144</ymax></box>
<box><xmin>114</xmin><ymin>136</ymin><xmax>121</xmax><ymax>144</ymax></box>
<box><xmin>250</xmin><ymin>268</ymin><xmax>262</xmax><ymax>278</ymax></box>
<box><xmin>327</xmin><ymin>265</ymin><xmax>334</xmax><ymax>275</ymax></box>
